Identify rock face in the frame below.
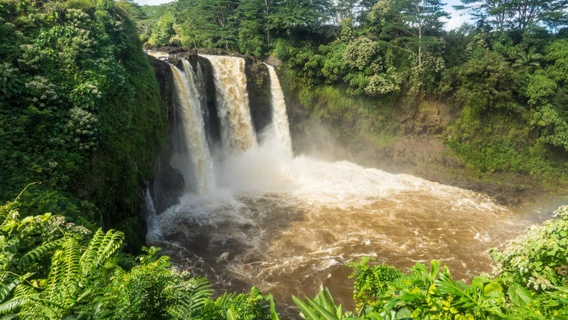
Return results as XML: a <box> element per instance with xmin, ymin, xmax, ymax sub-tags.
<box><xmin>148</xmin><ymin>55</ymin><xmax>185</xmax><ymax>214</ymax></box>
<box><xmin>245</xmin><ymin>58</ymin><xmax>272</xmax><ymax>135</ymax></box>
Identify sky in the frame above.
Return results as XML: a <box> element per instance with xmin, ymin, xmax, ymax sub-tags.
<box><xmin>131</xmin><ymin>0</ymin><xmax>471</xmax><ymax>31</ymax></box>
<box><xmin>133</xmin><ymin>0</ymin><xmax>174</xmax><ymax>5</ymax></box>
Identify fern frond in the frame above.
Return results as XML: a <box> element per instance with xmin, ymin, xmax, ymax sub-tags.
<box><xmin>166</xmin><ymin>276</ymin><xmax>211</xmax><ymax>318</ymax></box>
<box><xmin>17</xmin><ymin>296</ymin><xmax>60</xmax><ymax>320</ymax></box>
<box><xmin>79</xmin><ymin>229</ymin><xmax>105</xmax><ymax>273</ymax></box>
<box><xmin>60</xmin><ymin>237</ymin><xmax>81</xmax><ymax>309</ymax></box>
<box><xmin>12</xmin><ymin>283</ymin><xmax>36</xmax><ymax>298</ymax></box>
<box><xmin>0</xmin><ymin>297</ymin><xmax>27</xmax><ymax>315</ymax></box>
<box><xmin>46</xmin><ymin>249</ymin><xmax>63</xmax><ymax>301</ymax></box>
<box><xmin>92</xmin><ymin>230</ymin><xmax>124</xmax><ymax>269</ymax></box>
<box><xmin>80</xmin><ymin>229</ymin><xmax>124</xmax><ymax>275</ymax></box>
<box><xmin>0</xmin><ymin>273</ymin><xmax>20</xmax><ymax>302</ymax></box>
<box><xmin>20</xmin><ymin>238</ymin><xmax>65</xmax><ymax>269</ymax></box>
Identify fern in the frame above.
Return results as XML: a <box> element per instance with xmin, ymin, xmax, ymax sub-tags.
<box><xmin>19</xmin><ymin>238</ymin><xmax>65</xmax><ymax>270</ymax></box>
<box><xmin>166</xmin><ymin>276</ymin><xmax>211</xmax><ymax>319</ymax></box>
<box><xmin>79</xmin><ymin>229</ymin><xmax>105</xmax><ymax>273</ymax></box>
<box><xmin>0</xmin><ymin>272</ymin><xmax>20</xmax><ymax>302</ymax></box>
<box><xmin>60</xmin><ymin>237</ymin><xmax>81</xmax><ymax>309</ymax></box>
<box><xmin>80</xmin><ymin>229</ymin><xmax>124</xmax><ymax>275</ymax></box>
<box><xmin>0</xmin><ymin>297</ymin><xmax>28</xmax><ymax>315</ymax></box>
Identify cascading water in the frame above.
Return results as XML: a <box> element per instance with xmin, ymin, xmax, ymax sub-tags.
<box><xmin>265</xmin><ymin>64</ymin><xmax>292</xmax><ymax>155</ymax></box>
<box><xmin>169</xmin><ymin>61</ymin><xmax>213</xmax><ymax>195</ymax></box>
<box><xmin>200</xmin><ymin>55</ymin><xmax>257</xmax><ymax>153</ymax></box>
<box><xmin>151</xmin><ymin>54</ymin><xmax>549</xmax><ymax>317</ymax></box>
<box><xmin>144</xmin><ymin>187</ymin><xmax>160</xmax><ymax>241</ymax></box>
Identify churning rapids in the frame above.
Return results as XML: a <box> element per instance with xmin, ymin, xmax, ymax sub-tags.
<box><xmin>145</xmin><ymin>52</ymin><xmax>556</xmax><ymax>314</ymax></box>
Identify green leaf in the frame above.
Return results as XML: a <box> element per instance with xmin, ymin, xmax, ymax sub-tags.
<box><xmin>270</xmin><ymin>297</ymin><xmax>280</xmax><ymax>320</ymax></box>
<box><xmin>483</xmin><ymin>282</ymin><xmax>504</xmax><ymax>298</ymax></box>
<box><xmin>507</xmin><ymin>283</ymin><xmax>533</xmax><ymax>307</ymax></box>
<box><xmin>293</xmin><ymin>295</ymin><xmax>323</xmax><ymax>320</ymax></box>
<box><xmin>226</xmin><ymin>308</ymin><xmax>237</xmax><ymax>320</ymax></box>
<box><xmin>395</xmin><ymin>307</ymin><xmax>412</xmax><ymax>319</ymax></box>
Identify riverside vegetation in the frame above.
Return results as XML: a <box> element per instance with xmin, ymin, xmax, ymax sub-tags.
<box><xmin>1</xmin><ymin>0</ymin><xmax>568</xmax><ymax>319</ymax></box>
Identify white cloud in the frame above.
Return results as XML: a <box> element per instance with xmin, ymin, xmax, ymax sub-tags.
<box><xmin>133</xmin><ymin>0</ymin><xmax>175</xmax><ymax>5</ymax></box>
<box><xmin>442</xmin><ymin>7</ymin><xmax>472</xmax><ymax>30</ymax></box>
<box><xmin>442</xmin><ymin>0</ymin><xmax>472</xmax><ymax>30</ymax></box>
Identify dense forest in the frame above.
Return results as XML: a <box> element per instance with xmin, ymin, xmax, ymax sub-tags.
<box><xmin>138</xmin><ymin>0</ymin><xmax>568</xmax><ymax>191</ymax></box>
<box><xmin>1</xmin><ymin>0</ymin><xmax>568</xmax><ymax>318</ymax></box>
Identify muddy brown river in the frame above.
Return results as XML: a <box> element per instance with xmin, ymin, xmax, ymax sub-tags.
<box><xmin>148</xmin><ymin>142</ymin><xmax>562</xmax><ymax>317</ymax></box>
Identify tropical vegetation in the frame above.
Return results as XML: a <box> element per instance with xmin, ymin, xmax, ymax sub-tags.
<box><xmin>1</xmin><ymin>0</ymin><xmax>568</xmax><ymax>318</ymax></box>
<box><xmin>0</xmin><ymin>0</ymin><xmax>167</xmax><ymax>243</ymax></box>
<box><xmin>0</xmin><ymin>193</ymin><xmax>279</xmax><ymax>319</ymax></box>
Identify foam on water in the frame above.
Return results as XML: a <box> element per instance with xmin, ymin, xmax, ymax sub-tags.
<box><xmin>151</xmin><ymin>55</ymin><xmax>552</xmax><ymax>317</ymax></box>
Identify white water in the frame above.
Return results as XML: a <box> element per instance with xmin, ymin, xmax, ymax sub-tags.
<box><xmin>200</xmin><ymin>55</ymin><xmax>257</xmax><ymax>153</ymax></box>
<box><xmin>155</xmin><ymin>128</ymin><xmax>539</xmax><ymax>310</ymax></box>
<box><xmin>169</xmin><ymin>62</ymin><xmax>213</xmax><ymax>194</ymax></box>
<box><xmin>152</xmin><ymin>55</ymin><xmax>546</xmax><ymax>315</ymax></box>
<box><xmin>144</xmin><ymin>188</ymin><xmax>160</xmax><ymax>241</ymax></box>
<box><xmin>265</xmin><ymin>64</ymin><xmax>292</xmax><ymax>155</ymax></box>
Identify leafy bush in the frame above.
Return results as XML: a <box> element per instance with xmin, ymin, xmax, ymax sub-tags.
<box><xmin>491</xmin><ymin>205</ymin><xmax>568</xmax><ymax>292</ymax></box>
<box><xmin>0</xmin><ymin>198</ymin><xmax>278</xmax><ymax>319</ymax></box>
<box><xmin>0</xmin><ymin>0</ymin><xmax>167</xmax><ymax>232</ymax></box>
<box><xmin>295</xmin><ymin>206</ymin><xmax>568</xmax><ymax>319</ymax></box>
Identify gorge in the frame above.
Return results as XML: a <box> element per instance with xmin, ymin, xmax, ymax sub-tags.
<box><xmin>144</xmin><ymin>52</ymin><xmax>558</xmax><ymax>313</ymax></box>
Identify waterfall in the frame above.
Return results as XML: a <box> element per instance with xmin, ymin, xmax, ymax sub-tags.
<box><xmin>265</xmin><ymin>64</ymin><xmax>292</xmax><ymax>155</ymax></box>
<box><xmin>144</xmin><ymin>187</ymin><xmax>159</xmax><ymax>240</ymax></box>
<box><xmin>169</xmin><ymin>61</ymin><xmax>213</xmax><ymax>194</ymax></box>
<box><xmin>200</xmin><ymin>55</ymin><xmax>257</xmax><ymax>153</ymax></box>
<box><xmin>149</xmin><ymin>53</ymin><xmax>545</xmax><ymax>314</ymax></box>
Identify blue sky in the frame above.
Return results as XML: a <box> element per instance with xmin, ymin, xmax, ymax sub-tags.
<box><xmin>132</xmin><ymin>0</ymin><xmax>471</xmax><ymax>30</ymax></box>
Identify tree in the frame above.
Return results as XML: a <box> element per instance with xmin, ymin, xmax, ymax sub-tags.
<box><xmin>369</xmin><ymin>0</ymin><xmax>449</xmax><ymax>92</ymax></box>
<box><xmin>147</xmin><ymin>10</ymin><xmax>177</xmax><ymax>47</ymax></box>
<box><xmin>174</xmin><ymin>0</ymin><xmax>239</xmax><ymax>50</ymax></box>
<box><xmin>268</xmin><ymin>0</ymin><xmax>332</xmax><ymax>39</ymax></box>
<box><xmin>236</xmin><ymin>0</ymin><xmax>269</xmax><ymax>56</ymax></box>
<box><xmin>456</xmin><ymin>0</ymin><xmax>568</xmax><ymax>32</ymax></box>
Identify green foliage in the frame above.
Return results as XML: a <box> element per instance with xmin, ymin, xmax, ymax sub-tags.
<box><xmin>348</xmin><ymin>257</ymin><xmax>402</xmax><ymax>309</ymax></box>
<box><xmin>491</xmin><ymin>205</ymin><xmax>568</xmax><ymax>292</ymax></box>
<box><xmin>147</xmin><ymin>10</ymin><xmax>178</xmax><ymax>47</ymax></box>
<box><xmin>455</xmin><ymin>49</ymin><xmax>522</xmax><ymax>112</ymax></box>
<box><xmin>0</xmin><ymin>0</ymin><xmax>167</xmax><ymax>233</ymax></box>
<box><xmin>456</xmin><ymin>0</ymin><xmax>568</xmax><ymax>31</ymax></box>
<box><xmin>202</xmin><ymin>287</ymin><xmax>279</xmax><ymax>320</ymax></box>
<box><xmin>314</xmin><ymin>207</ymin><xmax>568</xmax><ymax>319</ymax></box>
<box><xmin>0</xmin><ymin>199</ymin><xmax>279</xmax><ymax>319</ymax></box>
<box><xmin>293</xmin><ymin>288</ymin><xmax>359</xmax><ymax>320</ymax></box>
<box><xmin>93</xmin><ymin>248</ymin><xmax>211</xmax><ymax>320</ymax></box>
